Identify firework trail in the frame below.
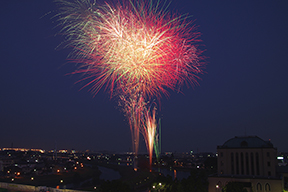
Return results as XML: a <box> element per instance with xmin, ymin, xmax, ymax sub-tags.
<box><xmin>56</xmin><ymin>0</ymin><xmax>205</xmax><ymax>168</ymax></box>
<box><xmin>120</xmin><ymin>94</ymin><xmax>145</xmax><ymax>160</ymax></box>
<box><xmin>142</xmin><ymin>104</ymin><xmax>157</xmax><ymax>170</ymax></box>
<box><xmin>153</xmin><ymin>118</ymin><xmax>161</xmax><ymax>164</ymax></box>
<box><xmin>120</xmin><ymin>96</ymin><xmax>159</xmax><ymax>170</ymax></box>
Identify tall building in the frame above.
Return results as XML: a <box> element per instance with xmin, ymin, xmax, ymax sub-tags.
<box><xmin>208</xmin><ymin>136</ymin><xmax>287</xmax><ymax>192</ymax></box>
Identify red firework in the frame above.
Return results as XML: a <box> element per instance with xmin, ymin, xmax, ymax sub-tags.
<box><xmin>56</xmin><ymin>0</ymin><xmax>205</xmax><ymax>169</ymax></box>
<box><xmin>57</xmin><ymin>0</ymin><xmax>204</xmax><ymax>99</ymax></box>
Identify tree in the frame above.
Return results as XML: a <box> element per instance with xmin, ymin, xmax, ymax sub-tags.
<box><xmin>222</xmin><ymin>182</ymin><xmax>248</xmax><ymax>192</ymax></box>
<box><xmin>100</xmin><ymin>180</ymin><xmax>131</xmax><ymax>192</ymax></box>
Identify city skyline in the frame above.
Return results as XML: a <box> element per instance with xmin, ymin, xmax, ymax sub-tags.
<box><xmin>1</xmin><ymin>1</ymin><xmax>288</xmax><ymax>153</ymax></box>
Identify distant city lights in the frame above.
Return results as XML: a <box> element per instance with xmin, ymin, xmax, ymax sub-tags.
<box><xmin>1</xmin><ymin>148</ymin><xmax>44</xmax><ymax>153</ymax></box>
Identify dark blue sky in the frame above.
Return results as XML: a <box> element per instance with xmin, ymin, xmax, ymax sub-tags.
<box><xmin>1</xmin><ymin>1</ymin><xmax>288</xmax><ymax>153</ymax></box>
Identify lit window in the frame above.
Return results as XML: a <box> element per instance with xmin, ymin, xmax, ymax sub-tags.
<box><xmin>265</xmin><ymin>183</ymin><xmax>271</xmax><ymax>191</ymax></box>
<box><xmin>257</xmin><ymin>183</ymin><xmax>262</xmax><ymax>190</ymax></box>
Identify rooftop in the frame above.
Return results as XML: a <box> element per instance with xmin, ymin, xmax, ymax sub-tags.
<box><xmin>218</xmin><ymin>136</ymin><xmax>274</xmax><ymax>149</ymax></box>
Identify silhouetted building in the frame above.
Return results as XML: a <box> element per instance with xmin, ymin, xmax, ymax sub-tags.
<box><xmin>208</xmin><ymin>136</ymin><xmax>287</xmax><ymax>192</ymax></box>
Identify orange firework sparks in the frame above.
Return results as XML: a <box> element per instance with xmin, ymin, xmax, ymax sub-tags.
<box><xmin>142</xmin><ymin>105</ymin><xmax>157</xmax><ymax>170</ymax></box>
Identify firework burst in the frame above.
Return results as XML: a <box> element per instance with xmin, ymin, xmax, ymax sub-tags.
<box><xmin>56</xmin><ymin>0</ymin><xmax>205</xmax><ymax>168</ymax></box>
<box><xmin>56</xmin><ymin>0</ymin><xmax>204</xmax><ymax>98</ymax></box>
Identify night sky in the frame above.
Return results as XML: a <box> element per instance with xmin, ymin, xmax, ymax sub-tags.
<box><xmin>1</xmin><ymin>1</ymin><xmax>288</xmax><ymax>153</ymax></box>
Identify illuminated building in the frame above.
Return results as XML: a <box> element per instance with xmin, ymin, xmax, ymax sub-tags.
<box><xmin>208</xmin><ymin>136</ymin><xmax>288</xmax><ymax>192</ymax></box>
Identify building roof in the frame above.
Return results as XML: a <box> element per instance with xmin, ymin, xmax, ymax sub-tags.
<box><xmin>218</xmin><ymin>136</ymin><xmax>274</xmax><ymax>149</ymax></box>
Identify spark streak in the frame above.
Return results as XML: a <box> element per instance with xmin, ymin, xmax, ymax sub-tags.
<box><xmin>56</xmin><ymin>0</ymin><xmax>205</xmax><ymax>169</ymax></box>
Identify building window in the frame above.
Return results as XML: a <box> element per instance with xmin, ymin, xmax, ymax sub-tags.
<box><xmin>236</xmin><ymin>152</ymin><xmax>239</xmax><ymax>175</ymax></box>
<box><xmin>246</xmin><ymin>152</ymin><xmax>249</xmax><ymax>175</ymax></box>
<box><xmin>265</xmin><ymin>183</ymin><xmax>271</xmax><ymax>191</ymax></box>
<box><xmin>251</xmin><ymin>153</ymin><xmax>255</xmax><ymax>175</ymax></box>
<box><xmin>267</xmin><ymin>162</ymin><xmax>270</xmax><ymax>167</ymax></box>
<box><xmin>257</xmin><ymin>183</ymin><xmax>262</xmax><ymax>190</ymax></box>
<box><xmin>231</xmin><ymin>152</ymin><xmax>234</xmax><ymax>174</ymax></box>
<box><xmin>256</xmin><ymin>153</ymin><xmax>260</xmax><ymax>175</ymax></box>
<box><xmin>241</xmin><ymin>152</ymin><xmax>244</xmax><ymax>175</ymax></box>
<box><xmin>267</xmin><ymin>152</ymin><xmax>270</xmax><ymax>157</ymax></box>
<box><xmin>220</xmin><ymin>152</ymin><xmax>223</xmax><ymax>157</ymax></box>
<box><xmin>268</xmin><ymin>171</ymin><xmax>271</xmax><ymax>176</ymax></box>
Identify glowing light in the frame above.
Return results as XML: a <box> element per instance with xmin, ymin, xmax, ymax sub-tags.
<box><xmin>153</xmin><ymin>118</ymin><xmax>161</xmax><ymax>163</ymax></box>
<box><xmin>56</xmin><ymin>0</ymin><xmax>205</xmax><ymax>168</ymax></box>
<box><xmin>142</xmin><ymin>105</ymin><xmax>157</xmax><ymax>169</ymax></box>
<box><xmin>174</xmin><ymin>169</ymin><xmax>177</xmax><ymax>179</ymax></box>
<box><xmin>56</xmin><ymin>0</ymin><xmax>204</xmax><ymax>99</ymax></box>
